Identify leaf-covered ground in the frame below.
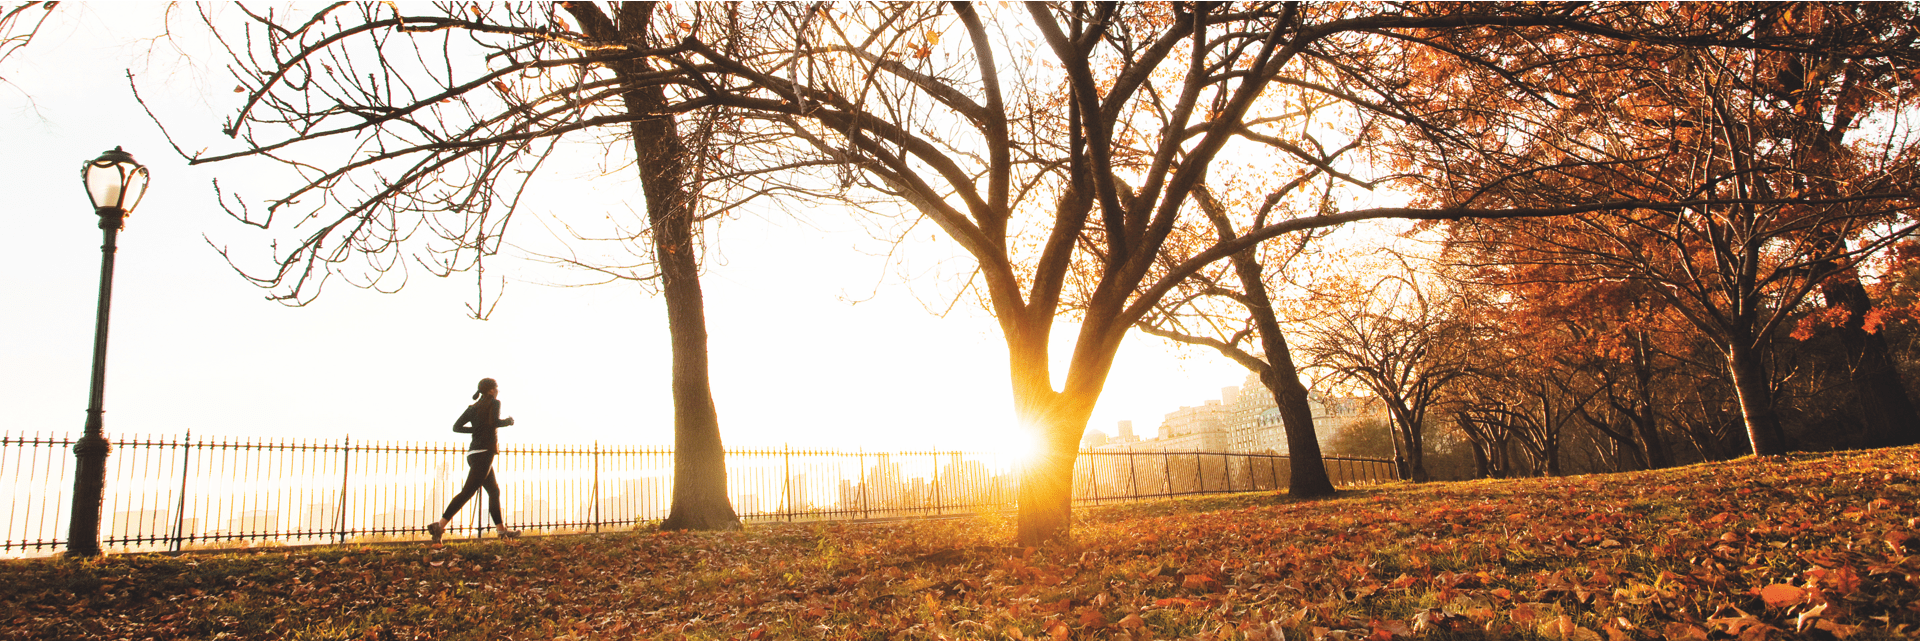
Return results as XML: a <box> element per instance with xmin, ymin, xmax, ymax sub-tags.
<box><xmin>5</xmin><ymin>447</ymin><xmax>1919</xmax><ymax>640</ymax></box>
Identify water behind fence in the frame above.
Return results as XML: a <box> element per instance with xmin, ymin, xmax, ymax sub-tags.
<box><xmin>1</xmin><ymin>431</ymin><xmax>1395</xmax><ymax>556</ymax></box>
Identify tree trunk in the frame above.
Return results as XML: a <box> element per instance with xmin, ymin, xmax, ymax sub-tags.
<box><xmin>1384</xmin><ymin>406</ymin><xmax>1411</xmax><ymax>480</ymax></box>
<box><xmin>1014</xmin><ymin>420</ymin><xmax>1083</xmax><ymax>547</ymax></box>
<box><xmin>1630</xmin><ymin>330</ymin><xmax>1674</xmax><ymax>468</ymax></box>
<box><xmin>1263</xmin><ymin>363</ymin><xmax>1336</xmax><ymax>497</ymax></box>
<box><xmin>652</xmin><ymin>197</ymin><xmax>739</xmax><ymax>531</ymax></box>
<box><xmin>1222</xmin><ymin>221</ymin><xmax>1336</xmax><ymax>497</ymax></box>
<box><xmin>1727</xmin><ymin>341</ymin><xmax>1787</xmax><ymax>456</ymax></box>
<box><xmin>1184</xmin><ymin>183</ymin><xmax>1339</xmax><ymax>498</ymax></box>
<box><xmin>1398</xmin><ymin>407</ymin><xmax>1430</xmax><ymax>482</ymax></box>
<box><xmin>1011</xmin><ymin>373</ymin><xmax>1097</xmax><ymax>547</ymax></box>
<box><xmin>1798</xmin><ymin>89</ymin><xmax>1920</xmax><ymax>448</ymax></box>
<box><xmin>603</xmin><ymin>2</ymin><xmax>739</xmax><ymax>532</ymax></box>
<box><xmin>1823</xmin><ymin>274</ymin><xmax>1920</xmax><ymax>447</ymax></box>
<box><xmin>1541</xmin><ymin>431</ymin><xmax>1562</xmax><ymax>476</ymax></box>
<box><xmin>1456</xmin><ymin>412</ymin><xmax>1492</xmax><ymax>479</ymax></box>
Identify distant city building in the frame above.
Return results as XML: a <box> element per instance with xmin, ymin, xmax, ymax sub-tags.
<box><xmin>1153</xmin><ymin>388</ymin><xmax>1235</xmax><ymax>452</ymax></box>
<box><xmin>1081</xmin><ymin>430</ymin><xmax>1110</xmax><ymax>448</ymax></box>
<box><xmin>1096</xmin><ymin>367</ymin><xmax>1386</xmax><ymax>456</ymax></box>
<box><xmin>1081</xmin><ymin>420</ymin><xmax>1142</xmax><ymax>449</ymax></box>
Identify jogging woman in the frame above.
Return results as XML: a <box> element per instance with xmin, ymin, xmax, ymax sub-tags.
<box><xmin>428</xmin><ymin>377</ymin><xmax>520</xmax><ymax>542</ymax></box>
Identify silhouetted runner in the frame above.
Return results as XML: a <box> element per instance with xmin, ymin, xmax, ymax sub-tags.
<box><xmin>428</xmin><ymin>377</ymin><xmax>520</xmax><ymax>542</ymax></box>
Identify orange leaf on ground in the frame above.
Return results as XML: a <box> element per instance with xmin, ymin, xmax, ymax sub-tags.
<box><xmin>1662</xmin><ymin>622</ymin><xmax>1710</xmax><ymax>641</ymax></box>
<box><xmin>1509</xmin><ymin>602</ymin><xmax>1550</xmax><ymax>624</ymax></box>
<box><xmin>1181</xmin><ymin>573</ymin><xmax>1220</xmax><ymax>591</ymax></box>
<box><xmin>1537</xmin><ymin>615</ymin><xmax>1600</xmax><ymax>641</ymax></box>
<box><xmin>1369</xmin><ymin>618</ymin><xmax>1411</xmax><ymax>640</ymax></box>
<box><xmin>1815</xmin><ymin>619</ymin><xmax>1862</xmax><ymax>639</ymax></box>
<box><xmin>1758</xmin><ymin>583</ymin><xmax>1806</xmax><ymax>608</ymax></box>
<box><xmin>1602</xmin><ymin>619</ymin><xmax>1636</xmax><ymax>641</ymax></box>
<box><xmin>1805</xmin><ymin>567</ymin><xmax>1862</xmax><ymax>595</ymax></box>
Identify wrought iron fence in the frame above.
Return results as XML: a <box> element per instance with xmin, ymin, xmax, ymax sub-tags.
<box><xmin>1</xmin><ymin>431</ymin><xmax>1395</xmax><ymax>556</ymax></box>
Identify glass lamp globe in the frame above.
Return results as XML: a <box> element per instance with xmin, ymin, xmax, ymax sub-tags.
<box><xmin>82</xmin><ymin>147</ymin><xmax>150</xmax><ymax>215</ymax></box>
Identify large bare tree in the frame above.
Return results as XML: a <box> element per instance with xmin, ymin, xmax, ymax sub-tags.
<box><xmin>147</xmin><ymin>2</ymin><xmax>747</xmax><ymax>530</ymax></box>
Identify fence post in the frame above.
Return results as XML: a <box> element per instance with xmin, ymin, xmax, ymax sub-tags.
<box><xmin>858</xmin><ymin>450</ymin><xmax>868</xmax><ymax>519</ymax></box>
<box><xmin>1213</xmin><ymin>452</ymin><xmax>1228</xmax><ymax>495</ymax></box>
<box><xmin>170</xmin><ymin>430</ymin><xmax>193</xmax><ymax>552</ymax></box>
<box><xmin>1182</xmin><ymin>452</ymin><xmax>1198</xmax><ymax>495</ymax></box>
<box><xmin>592</xmin><ymin>441</ymin><xmax>601</xmax><ymax>533</ymax></box>
<box><xmin>1086</xmin><ymin>450</ymin><xmax>1099</xmax><ymax>503</ymax></box>
<box><xmin>931</xmin><ymin>448</ymin><xmax>942</xmax><ymax>516</ymax></box>
<box><xmin>1162</xmin><ymin>451</ymin><xmax>1173</xmax><ymax>496</ymax></box>
<box><xmin>783</xmin><ymin>444</ymin><xmax>793</xmax><ymax>522</ymax></box>
<box><xmin>334</xmin><ymin>436</ymin><xmax>351</xmax><ymax>544</ymax></box>
<box><xmin>1128</xmin><ymin>450</ymin><xmax>1139</xmax><ymax>499</ymax></box>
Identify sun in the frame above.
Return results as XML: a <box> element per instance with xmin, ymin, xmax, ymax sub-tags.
<box><xmin>999</xmin><ymin>426</ymin><xmax>1045</xmax><ymax>470</ymax></box>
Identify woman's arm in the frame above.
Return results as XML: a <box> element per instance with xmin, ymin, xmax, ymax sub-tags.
<box><xmin>452</xmin><ymin>404</ymin><xmax>477</xmax><ymax>434</ymax></box>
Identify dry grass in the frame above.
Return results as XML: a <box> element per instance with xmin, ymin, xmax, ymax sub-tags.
<box><xmin>3</xmin><ymin>447</ymin><xmax>1918</xmax><ymax>640</ymax></box>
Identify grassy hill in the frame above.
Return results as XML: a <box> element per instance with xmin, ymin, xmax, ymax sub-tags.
<box><xmin>4</xmin><ymin>447</ymin><xmax>1918</xmax><ymax>640</ymax></box>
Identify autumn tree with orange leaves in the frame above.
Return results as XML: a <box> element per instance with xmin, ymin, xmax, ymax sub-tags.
<box><xmin>650</xmin><ymin>2</ymin><xmax>1872</xmax><ymax>542</ymax></box>
<box><xmin>1402</xmin><ymin>3</ymin><xmax>1920</xmax><ymax>457</ymax></box>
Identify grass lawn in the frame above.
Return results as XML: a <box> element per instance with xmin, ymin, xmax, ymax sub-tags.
<box><xmin>4</xmin><ymin>447</ymin><xmax>1919</xmax><ymax>640</ymax></box>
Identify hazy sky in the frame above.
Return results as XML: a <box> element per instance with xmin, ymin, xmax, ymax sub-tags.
<box><xmin>2</xmin><ymin>5</ymin><xmax>1255</xmax><ymax>455</ymax></box>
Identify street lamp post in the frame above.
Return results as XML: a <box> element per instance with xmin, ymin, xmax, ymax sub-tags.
<box><xmin>68</xmin><ymin>147</ymin><xmax>150</xmax><ymax>557</ymax></box>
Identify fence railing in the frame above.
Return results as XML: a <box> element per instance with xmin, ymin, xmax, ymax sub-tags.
<box><xmin>1</xmin><ymin>431</ymin><xmax>1395</xmax><ymax>556</ymax></box>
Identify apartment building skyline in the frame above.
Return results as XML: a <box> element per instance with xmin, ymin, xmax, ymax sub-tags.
<box><xmin>1083</xmin><ymin>370</ymin><xmax>1386</xmax><ymax>456</ymax></box>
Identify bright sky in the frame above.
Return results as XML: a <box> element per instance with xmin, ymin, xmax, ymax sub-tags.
<box><xmin>2</xmin><ymin>5</ymin><xmax>1255</xmax><ymax>454</ymax></box>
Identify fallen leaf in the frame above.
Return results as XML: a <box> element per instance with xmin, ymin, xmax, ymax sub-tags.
<box><xmin>1537</xmin><ymin>615</ymin><xmax>1600</xmax><ymax>641</ymax></box>
<box><xmin>1182</xmin><ymin>573</ymin><xmax>1220</xmax><ymax>591</ymax></box>
<box><xmin>1661</xmin><ymin>622</ymin><xmax>1710</xmax><ymax>641</ymax></box>
<box><xmin>1804</xmin><ymin>567</ymin><xmax>1862</xmax><ymax>595</ymax></box>
<box><xmin>1814</xmin><ymin>619</ymin><xmax>1861</xmax><ymax>639</ymax></box>
<box><xmin>1758</xmin><ymin>583</ymin><xmax>1806</xmax><ymax>608</ymax></box>
<box><xmin>1368</xmin><ymin>618</ymin><xmax>1410</xmax><ymax>640</ymax></box>
<box><xmin>1509</xmin><ymin>602</ymin><xmax>1550</xmax><ymax>625</ymax></box>
<box><xmin>1709</xmin><ymin>608</ymin><xmax>1774</xmax><ymax>640</ymax></box>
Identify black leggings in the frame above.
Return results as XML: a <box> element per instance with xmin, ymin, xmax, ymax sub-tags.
<box><xmin>441</xmin><ymin>451</ymin><xmax>503</xmax><ymax>524</ymax></box>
